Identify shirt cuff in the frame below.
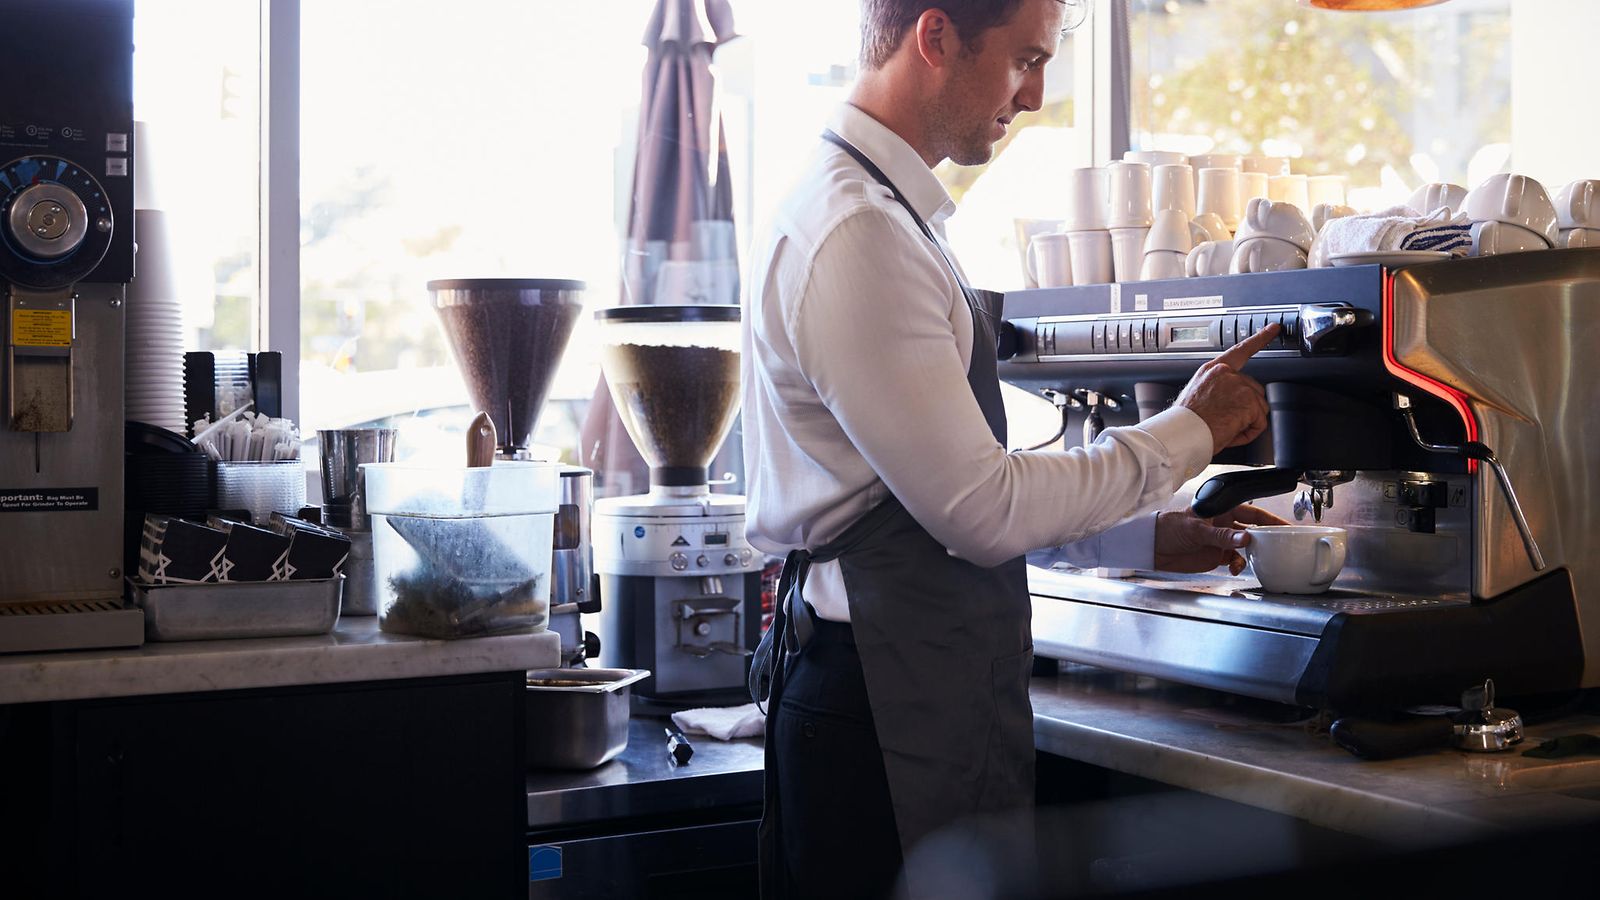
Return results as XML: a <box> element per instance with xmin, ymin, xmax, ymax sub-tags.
<box><xmin>1025</xmin><ymin>513</ymin><xmax>1157</xmax><ymax>572</ymax></box>
<box><xmin>1134</xmin><ymin>405</ymin><xmax>1214</xmax><ymax>485</ymax></box>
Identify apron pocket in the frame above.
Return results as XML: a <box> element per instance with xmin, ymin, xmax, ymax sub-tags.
<box><xmin>980</xmin><ymin>646</ymin><xmax>1037</xmax><ymax>807</ymax></box>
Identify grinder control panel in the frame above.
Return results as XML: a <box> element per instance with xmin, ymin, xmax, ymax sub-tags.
<box><xmin>1030</xmin><ymin>302</ymin><xmax>1363</xmax><ymax>361</ymax></box>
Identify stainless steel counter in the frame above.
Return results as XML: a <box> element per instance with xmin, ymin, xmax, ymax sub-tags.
<box><xmin>1030</xmin><ymin>665</ymin><xmax>1600</xmax><ymax>848</ymax></box>
<box><xmin>526</xmin><ymin>714</ymin><xmax>764</xmax><ymax>829</ymax></box>
<box><xmin>525</xmin><ymin>673</ymin><xmax>1600</xmax><ymax>848</ymax></box>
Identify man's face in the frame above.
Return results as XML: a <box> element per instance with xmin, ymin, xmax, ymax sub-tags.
<box><xmin>929</xmin><ymin>0</ymin><xmax>1065</xmax><ymax>166</ymax></box>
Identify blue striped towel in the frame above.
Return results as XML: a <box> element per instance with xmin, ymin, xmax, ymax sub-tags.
<box><xmin>1400</xmin><ymin>223</ymin><xmax>1473</xmax><ymax>256</ymax></box>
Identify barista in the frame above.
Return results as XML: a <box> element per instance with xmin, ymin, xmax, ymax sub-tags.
<box><xmin>741</xmin><ymin>1</ymin><xmax>1282</xmax><ymax>897</ymax></box>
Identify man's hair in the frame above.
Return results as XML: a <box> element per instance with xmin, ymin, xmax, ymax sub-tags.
<box><xmin>859</xmin><ymin>0</ymin><xmax>1026</xmax><ymax>69</ymax></box>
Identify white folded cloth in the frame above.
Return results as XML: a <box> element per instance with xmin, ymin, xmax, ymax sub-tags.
<box><xmin>1309</xmin><ymin>205</ymin><xmax>1472</xmax><ymax>266</ymax></box>
<box><xmin>670</xmin><ymin>702</ymin><xmax>766</xmax><ymax>741</ymax></box>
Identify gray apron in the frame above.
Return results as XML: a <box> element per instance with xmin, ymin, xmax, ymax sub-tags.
<box><xmin>750</xmin><ymin>130</ymin><xmax>1034</xmax><ymax>893</ymax></box>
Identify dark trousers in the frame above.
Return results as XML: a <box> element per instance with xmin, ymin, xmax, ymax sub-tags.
<box><xmin>772</xmin><ymin>615</ymin><xmax>903</xmax><ymax>899</ymax></box>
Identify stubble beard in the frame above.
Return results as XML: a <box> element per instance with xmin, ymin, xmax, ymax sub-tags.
<box><xmin>926</xmin><ymin>66</ymin><xmax>998</xmax><ymax>167</ymax></box>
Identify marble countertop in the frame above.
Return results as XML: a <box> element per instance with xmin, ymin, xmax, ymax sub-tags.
<box><xmin>0</xmin><ymin>617</ymin><xmax>560</xmax><ymax>704</ymax></box>
<box><xmin>1030</xmin><ymin>666</ymin><xmax>1600</xmax><ymax>848</ymax></box>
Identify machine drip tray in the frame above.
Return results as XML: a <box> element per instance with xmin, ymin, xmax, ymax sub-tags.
<box><xmin>0</xmin><ymin>599</ymin><xmax>145</xmax><ymax>654</ymax></box>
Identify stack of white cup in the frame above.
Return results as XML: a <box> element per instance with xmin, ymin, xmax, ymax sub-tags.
<box><xmin>1106</xmin><ymin>162</ymin><xmax>1153</xmax><ymax>282</ymax></box>
<box><xmin>1064</xmin><ymin>166</ymin><xmax>1113</xmax><ymax>285</ymax></box>
<box><xmin>1307</xmin><ymin>175</ymin><xmax>1348</xmax><ymax>210</ymax></box>
<box><xmin>1555</xmin><ymin>179</ymin><xmax>1600</xmax><ymax>247</ymax></box>
<box><xmin>1463</xmin><ymin>173</ymin><xmax>1559</xmax><ymax>256</ymax></box>
<box><xmin>1194</xmin><ymin>162</ymin><xmax>1243</xmax><ymax>235</ymax></box>
<box><xmin>1141</xmin><ymin>164</ymin><xmax>1196</xmax><ymax>280</ymax></box>
<box><xmin>1230</xmin><ymin>197</ymin><xmax>1314</xmax><ymax>273</ymax></box>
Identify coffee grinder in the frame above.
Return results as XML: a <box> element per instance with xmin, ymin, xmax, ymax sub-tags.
<box><xmin>427</xmin><ymin>278</ymin><xmax>598</xmax><ymax>666</ymax></box>
<box><xmin>0</xmin><ymin>0</ymin><xmax>145</xmax><ymax>652</ymax></box>
<box><xmin>591</xmin><ymin>304</ymin><xmax>762</xmax><ymax>706</ymax></box>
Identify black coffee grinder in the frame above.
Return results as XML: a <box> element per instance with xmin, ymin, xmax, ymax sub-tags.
<box><xmin>428</xmin><ymin>278</ymin><xmax>599</xmax><ymax>666</ymax></box>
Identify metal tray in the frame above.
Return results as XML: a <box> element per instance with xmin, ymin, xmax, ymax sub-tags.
<box><xmin>129</xmin><ymin>575</ymin><xmax>344</xmax><ymax>642</ymax></box>
<box><xmin>525</xmin><ymin>668</ymin><xmax>650</xmax><ymax>769</ymax></box>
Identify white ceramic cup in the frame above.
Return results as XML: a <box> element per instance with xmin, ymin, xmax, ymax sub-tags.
<box><xmin>1234</xmin><ymin>197</ymin><xmax>1316</xmax><ymax>251</ymax></box>
<box><xmin>1188</xmin><ymin>153</ymin><xmax>1242</xmax><ymax>172</ymax></box>
<box><xmin>1109</xmin><ymin>226</ymin><xmax>1150</xmax><ymax>282</ymax></box>
<box><xmin>1464</xmin><ymin>173</ymin><xmax>1558</xmax><ymax>246</ymax></box>
<box><xmin>1197</xmin><ymin>167</ymin><xmax>1243</xmax><ymax>232</ymax></box>
<box><xmin>1015</xmin><ymin>217</ymin><xmax>1067</xmax><ymax>288</ymax></box>
<box><xmin>1152</xmin><ymin>163</ymin><xmax>1197</xmax><ymax>218</ymax></box>
<box><xmin>1306</xmin><ymin>175</ymin><xmax>1348</xmax><ymax>209</ymax></box>
<box><xmin>1554</xmin><ymin>179</ymin><xmax>1600</xmax><ymax>230</ymax></box>
<box><xmin>1268</xmin><ymin>174</ymin><xmax>1310</xmax><ymax>211</ymax></box>
<box><xmin>1190</xmin><ymin>211</ymin><xmax>1232</xmax><ymax>243</ymax></box>
<box><xmin>1026</xmin><ymin>231</ymin><xmax>1074</xmax><ymax>288</ymax></box>
<box><xmin>1124</xmin><ymin>149</ymin><xmax>1188</xmax><ymax>168</ymax></box>
<box><xmin>1238</xmin><ymin>171</ymin><xmax>1270</xmax><ymax>211</ymax></box>
<box><xmin>1245</xmin><ymin>525</ymin><xmax>1347</xmax><ymax>594</ymax></box>
<box><xmin>1470</xmin><ymin>220</ymin><xmax>1550</xmax><ymax>256</ymax></box>
<box><xmin>1140</xmin><ymin>250</ymin><xmax>1187</xmax><ymax>281</ymax></box>
<box><xmin>1106</xmin><ymin>162</ymin><xmax>1154</xmax><ymax>228</ymax></box>
<box><xmin>1406</xmin><ymin>182</ymin><xmax>1468</xmax><ymax>217</ymax></box>
<box><xmin>1229</xmin><ymin>236</ymin><xmax>1309</xmax><ymax>273</ymax></box>
<box><xmin>1560</xmin><ymin>227</ymin><xmax>1600</xmax><ymax>248</ymax></box>
<box><xmin>1311</xmin><ymin>202</ymin><xmax>1358</xmax><ymax>234</ymax></box>
<box><xmin>1242</xmin><ymin>156</ymin><xmax>1291</xmax><ymax>177</ymax></box>
<box><xmin>1065</xmin><ymin>166</ymin><xmax>1108</xmax><ymax>231</ymax></box>
<box><xmin>1145</xmin><ymin>208</ymin><xmax>1195</xmax><ymax>254</ymax></box>
<box><xmin>1185</xmin><ymin>239</ymin><xmax>1235</xmax><ymax>277</ymax></box>
<box><xmin>1066</xmin><ymin>229</ymin><xmax>1114</xmax><ymax>284</ymax></box>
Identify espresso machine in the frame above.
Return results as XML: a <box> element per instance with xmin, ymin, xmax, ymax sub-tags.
<box><xmin>428</xmin><ymin>278</ymin><xmax>598</xmax><ymax>666</ymax></box>
<box><xmin>997</xmin><ymin>251</ymin><xmax>1600</xmax><ymax>712</ymax></box>
<box><xmin>591</xmin><ymin>304</ymin><xmax>763</xmax><ymax>706</ymax></box>
<box><xmin>0</xmin><ymin>0</ymin><xmax>144</xmax><ymax>652</ymax></box>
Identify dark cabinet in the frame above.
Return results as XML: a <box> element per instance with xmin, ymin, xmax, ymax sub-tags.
<box><xmin>2</xmin><ymin>671</ymin><xmax>527</xmax><ymax>899</ymax></box>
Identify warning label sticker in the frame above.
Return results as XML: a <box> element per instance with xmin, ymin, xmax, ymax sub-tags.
<box><xmin>11</xmin><ymin>308</ymin><xmax>72</xmax><ymax>347</ymax></box>
<box><xmin>0</xmin><ymin>487</ymin><xmax>98</xmax><ymax>512</ymax></box>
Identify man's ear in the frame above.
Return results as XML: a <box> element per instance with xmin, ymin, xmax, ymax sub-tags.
<box><xmin>911</xmin><ymin>8</ymin><xmax>957</xmax><ymax>70</ymax></box>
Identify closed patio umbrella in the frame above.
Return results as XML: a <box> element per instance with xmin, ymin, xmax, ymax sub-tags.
<box><xmin>578</xmin><ymin>0</ymin><xmax>741</xmax><ymax>496</ymax></box>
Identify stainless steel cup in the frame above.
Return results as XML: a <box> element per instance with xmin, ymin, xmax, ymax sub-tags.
<box><xmin>317</xmin><ymin>428</ymin><xmax>397</xmax><ymax>529</ymax></box>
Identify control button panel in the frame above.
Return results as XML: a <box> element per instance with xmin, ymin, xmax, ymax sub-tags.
<box><xmin>1031</xmin><ymin>304</ymin><xmax>1354</xmax><ymax>360</ymax></box>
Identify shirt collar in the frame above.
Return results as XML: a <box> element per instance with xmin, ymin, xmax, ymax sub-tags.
<box><xmin>826</xmin><ymin>103</ymin><xmax>957</xmax><ymax>227</ymax></box>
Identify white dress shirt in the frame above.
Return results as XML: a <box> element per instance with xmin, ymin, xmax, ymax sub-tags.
<box><xmin>741</xmin><ymin>104</ymin><xmax>1214</xmax><ymax>622</ymax></box>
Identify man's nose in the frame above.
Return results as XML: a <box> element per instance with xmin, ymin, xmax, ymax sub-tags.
<box><xmin>1017</xmin><ymin>68</ymin><xmax>1045</xmax><ymax>113</ymax></box>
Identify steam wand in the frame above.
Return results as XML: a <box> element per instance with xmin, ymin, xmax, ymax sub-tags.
<box><xmin>1393</xmin><ymin>394</ymin><xmax>1545</xmax><ymax>571</ymax></box>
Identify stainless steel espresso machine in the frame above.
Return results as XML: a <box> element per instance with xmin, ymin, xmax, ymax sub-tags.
<box><xmin>428</xmin><ymin>278</ymin><xmax>598</xmax><ymax>666</ymax></box>
<box><xmin>0</xmin><ymin>0</ymin><xmax>144</xmax><ymax>652</ymax></box>
<box><xmin>591</xmin><ymin>304</ymin><xmax>762</xmax><ymax>706</ymax></box>
<box><xmin>998</xmin><ymin>252</ymin><xmax>1599</xmax><ymax>712</ymax></box>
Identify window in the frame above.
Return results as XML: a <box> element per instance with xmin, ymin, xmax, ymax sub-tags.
<box><xmin>132</xmin><ymin>0</ymin><xmax>260</xmax><ymax>355</ymax></box>
<box><xmin>296</xmin><ymin>1</ymin><xmax>662</xmax><ymax>461</ymax></box>
<box><xmin>296</xmin><ymin>0</ymin><xmax>1085</xmax><ymax>459</ymax></box>
<box><xmin>1128</xmin><ymin>0</ymin><xmax>1598</xmax><ymax>209</ymax></box>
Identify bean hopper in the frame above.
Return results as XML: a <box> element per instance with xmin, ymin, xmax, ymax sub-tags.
<box><xmin>427</xmin><ymin>278</ymin><xmax>597</xmax><ymax>665</ymax></box>
<box><xmin>591</xmin><ymin>305</ymin><xmax>762</xmax><ymax>706</ymax></box>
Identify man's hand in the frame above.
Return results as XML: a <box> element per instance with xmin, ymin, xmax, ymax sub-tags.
<box><xmin>1154</xmin><ymin>505</ymin><xmax>1289</xmax><ymax>575</ymax></box>
<box><xmin>1175</xmin><ymin>324</ymin><xmax>1278</xmax><ymax>455</ymax></box>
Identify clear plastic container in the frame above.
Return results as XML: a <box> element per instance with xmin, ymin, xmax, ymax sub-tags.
<box><xmin>363</xmin><ymin>461</ymin><xmax>560</xmax><ymax>639</ymax></box>
<box><xmin>216</xmin><ymin>460</ymin><xmax>306</xmax><ymax>525</ymax></box>
<box><xmin>593</xmin><ymin>305</ymin><xmax>741</xmax><ymax>478</ymax></box>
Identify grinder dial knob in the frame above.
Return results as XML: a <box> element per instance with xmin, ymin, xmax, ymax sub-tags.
<box><xmin>0</xmin><ymin>155</ymin><xmax>113</xmax><ymax>289</ymax></box>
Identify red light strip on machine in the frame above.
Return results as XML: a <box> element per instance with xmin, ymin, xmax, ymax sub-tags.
<box><xmin>1379</xmin><ymin>272</ymin><xmax>1479</xmax><ymax>470</ymax></box>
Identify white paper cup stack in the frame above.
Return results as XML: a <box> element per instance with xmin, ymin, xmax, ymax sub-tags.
<box><xmin>125</xmin><ymin>209</ymin><xmax>187</xmax><ymax>433</ymax></box>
